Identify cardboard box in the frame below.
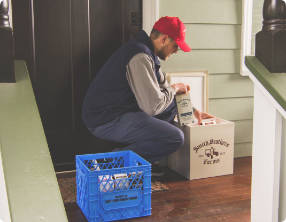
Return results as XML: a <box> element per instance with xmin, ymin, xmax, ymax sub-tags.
<box><xmin>168</xmin><ymin>117</ymin><xmax>234</xmax><ymax>180</ymax></box>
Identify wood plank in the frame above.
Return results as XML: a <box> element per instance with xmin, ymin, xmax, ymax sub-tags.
<box><xmin>234</xmin><ymin>120</ymin><xmax>253</xmax><ymax>144</ymax></box>
<box><xmin>186</xmin><ymin>24</ymin><xmax>241</xmax><ymax>50</ymax></box>
<box><xmin>89</xmin><ymin>0</ymin><xmax>123</xmax><ymax>76</ymax></box>
<box><xmin>159</xmin><ymin>0</ymin><xmax>242</xmax><ymax>25</ymax></box>
<box><xmin>161</xmin><ymin>50</ymin><xmax>240</xmax><ymax>74</ymax></box>
<box><xmin>234</xmin><ymin>142</ymin><xmax>252</xmax><ymax>158</ymax></box>
<box><xmin>34</xmin><ymin>0</ymin><xmax>73</xmax><ymax>130</ymax></box>
<box><xmin>208</xmin><ymin>74</ymin><xmax>254</xmax><ymax>99</ymax></box>
<box><xmin>71</xmin><ymin>0</ymin><xmax>90</xmax><ymax>131</ymax></box>
<box><xmin>208</xmin><ymin>98</ymin><xmax>254</xmax><ymax>121</ymax></box>
<box><xmin>33</xmin><ymin>0</ymin><xmax>76</xmax><ymax>167</ymax></box>
<box><xmin>89</xmin><ymin>0</ymin><xmax>141</xmax><ymax>75</ymax></box>
<box><xmin>122</xmin><ymin>0</ymin><xmax>142</xmax><ymax>42</ymax></box>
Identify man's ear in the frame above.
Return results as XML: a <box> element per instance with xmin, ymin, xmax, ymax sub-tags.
<box><xmin>161</xmin><ymin>34</ymin><xmax>169</xmax><ymax>44</ymax></box>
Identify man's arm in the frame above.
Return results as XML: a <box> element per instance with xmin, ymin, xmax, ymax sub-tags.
<box><xmin>126</xmin><ymin>53</ymin><xmax>175</xmax><ymax>116</ymax></box>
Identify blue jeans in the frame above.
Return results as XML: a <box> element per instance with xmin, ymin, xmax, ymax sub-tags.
<box><xmin>89</xmin><ymin>103</ymin><xmax>184</xmax><ymax>163</ymax></box>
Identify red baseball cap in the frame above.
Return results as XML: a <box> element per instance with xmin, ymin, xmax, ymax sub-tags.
<box><xmin>153</xmin><ymin>16</ymin><xmax>191</xmax><ymax>52</ymax></box>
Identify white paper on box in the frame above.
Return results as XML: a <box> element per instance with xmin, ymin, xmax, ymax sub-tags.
<box><xmin>99</xmin><ymin>175</ymin><xmax>114</xmax><ymax>192</ymax></box>
<box><xmin>168</xmin><ymin>117</ymin><xmax>234</xmax><ymax>180</ymax></box>
<box><xmin>113</xmin><ymin>173</ymin><xmax>129</xmax><ymax>190</ymax></box>
<box><xmin>201</xmin><ymin>118</ymin><xmax>216</xmax><ymax>126</ymax></box>
<box><xmin>90</xmin><ymin>160</ymin><xmax>115</xmax><ymax>192</ymax></box>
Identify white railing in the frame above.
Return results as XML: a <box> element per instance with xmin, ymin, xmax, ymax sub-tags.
<box><xmin>246</xmin><ymin>57</ymin><xmax>286</xmax><ymax>222</ymax></box>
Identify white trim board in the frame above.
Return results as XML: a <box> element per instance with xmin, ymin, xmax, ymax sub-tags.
<box><xmin>251</xmin><ymin>86</ymin><xmax>283</xmax><ymax>222</ymax></box>
<box><xmin>0</xmin><ymin>147</ymin><xmax>11</xmax><ymax>222</ymax></box>
<box><xmin>142</xmin><ymin>0</ymin><xmax>159</xmax><ymax>35</ymax></box>
<box><xmin>240</xmin><ymin>0</ymin><xmax>253</xmax><ymax>76</ymax></box>
<box><xmin>166</xmin><ymin>71</ymin><xmax>208</xmax><ymax>113</ymax></box>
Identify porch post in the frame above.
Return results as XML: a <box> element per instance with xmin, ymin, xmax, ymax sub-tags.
<box><xmin>255</xmin><ymin>0</ymin><xmax>286</xmax><ymax>73</ymax></box>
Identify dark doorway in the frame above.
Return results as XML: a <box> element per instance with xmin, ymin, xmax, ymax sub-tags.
<box><xmin>12</xmin><ymin>0</ymin><xmax>142</xmax><ymax>171</ymax></box>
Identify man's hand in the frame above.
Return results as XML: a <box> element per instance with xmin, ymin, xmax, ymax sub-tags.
<box><xmin>171</xmin><ymin>83</ymin><xmax>190</xmax><ymax>94</ymax></box>
<box><xmin>193</xmin><ymin>108</ymin><xmax>215</xmax><ymax>125</ymax></box>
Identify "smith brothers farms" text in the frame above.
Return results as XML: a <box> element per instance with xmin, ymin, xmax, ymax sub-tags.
<box><xmin>193</xmin><ymin>139</ymin><xmax>230</xmax><ymax>153</ymax></box>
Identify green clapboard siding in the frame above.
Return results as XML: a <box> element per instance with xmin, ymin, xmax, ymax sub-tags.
<box><xmin>209</xmin><ymin>74</ymin><xmax>254</xmax><ymax>99</ymax></box>
<box><xmin>160</xmin><ymin>0</ymin><xmax>253</xmax><ymax>157</ymax></box>
<box><xmin>234</xmin><ymin>120</ymin><xmax>253</xmax><ymax>143</ymax></box>
<box><xmin>160</xmin><ymin>0</ymin><xmax>242</xmax><ymax>25</ymax></box>
<box><xmin>252</xmin><ymin>0</ymin><xmax>264</xmax><ymax>54</ymax></box>
<box><xmin>161</xmin><ymin>50</ymin><xmax>240</xmax><ymax>74</ymax></box>
<box><xmin>209</xmin><ymin>98</ymin><xmax>254</xmax><ymax>121</ymax></box>
<box><xmin>234</xmin><ymin>142</ymin><xmax>252</xmax><ymax>157</ymax></box>
<box><xmin>186</xmin><ymin>24</ymin><xmax>241</xmax><ymax>49</ymax></box>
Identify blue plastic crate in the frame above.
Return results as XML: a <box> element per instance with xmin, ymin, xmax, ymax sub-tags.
<box><xmin>76</xmin><ymin>150</ymin><xmax>152</xmax><ymax>222</ymax></box>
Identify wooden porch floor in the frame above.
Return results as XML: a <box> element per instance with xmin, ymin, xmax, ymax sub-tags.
<box><xmin>64</xmin><ymin>157</ymin><xmax>251</xmax><ymax>222</ymax></box>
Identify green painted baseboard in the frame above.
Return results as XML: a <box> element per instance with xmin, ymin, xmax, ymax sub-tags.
<box><xmin>0</xmin><ymin>61</ymin><xmax>68</xmax><ymax>222</ymax></box>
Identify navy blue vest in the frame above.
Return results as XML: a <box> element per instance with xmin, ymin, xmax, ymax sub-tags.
<box><xmin>82</xmin><ymin>30</ymin><xmax>162</xmax><ymax>128</ymax></box>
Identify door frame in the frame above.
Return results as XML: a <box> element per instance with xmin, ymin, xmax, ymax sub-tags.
<box><xmin>142</xmin><ymin>0</ymin><xmax>159</xmax><ymax>35</ymax></box>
